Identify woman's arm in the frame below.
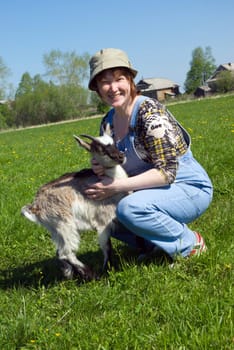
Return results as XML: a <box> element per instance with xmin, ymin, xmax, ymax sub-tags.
<box><xmin>85</xmin><ymin>168</ymin><xmax>168</xmax><ymax>200</ymax></box>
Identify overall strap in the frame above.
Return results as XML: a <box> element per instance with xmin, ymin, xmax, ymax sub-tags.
<box><xmin>129</xmin><ymin>95</ymin><xmax>148</xmax><ymax>131</ymax></box>
<box><xmin>104</xmin><ymin>108</ymin><xmax>115</xmax><ymax>125</ymax></box>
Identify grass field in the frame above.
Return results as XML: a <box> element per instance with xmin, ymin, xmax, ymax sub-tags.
<box><xmin>0</xmin><ymin>95</ymin><xmax>233</xmax><ymax>349</ymax></box>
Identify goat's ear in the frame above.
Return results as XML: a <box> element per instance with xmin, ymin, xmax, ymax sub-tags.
<box><xmin>73</xmin><ymin>135</ymin><xmax>91</xmax><ymax>152</ymax></box>
<box><xmin>103</xmin><ymin>123</ymin><xmax>112</xmax><ymax>136</ymax></box>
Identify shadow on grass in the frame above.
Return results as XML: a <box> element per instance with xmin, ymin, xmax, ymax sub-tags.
<box><xmin>0</xmin><ymin>249</ymin><xmax>105</xmax><ymax>290</ymax></box>
<box><xmin>0</xmin><ymin>245</ymin><xmax>172</xmax><ymax>290</ymax></box>
<box><xmin>0</xmin><ymin>257</ymin><xmax>64</xmax><ymax>290</ymax></box>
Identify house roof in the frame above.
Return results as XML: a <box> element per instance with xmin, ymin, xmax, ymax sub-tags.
<box><xmin>137</xmin><ymin>78</ymin><xmax>179</xmax><ymax>91</ymax></box>
<box><xmin>207</xmin><ymin>62</ymin><xmax>234</xmax><ymax>82</ymax></box>
<box><xmin>195</xmin><ymin>85</ymin><xmax>212</xmax><ymax>93</ymax></box>
<box><xmin>220</xmin><ymin>62</ymin><xmax>234</xmax><ymax>71</ymax></box>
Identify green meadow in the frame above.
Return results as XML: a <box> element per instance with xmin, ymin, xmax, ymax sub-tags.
<box><xmin>0</xmin><ymin>95</ymin><xmax>233</xmax><ymax>349</ymax></box>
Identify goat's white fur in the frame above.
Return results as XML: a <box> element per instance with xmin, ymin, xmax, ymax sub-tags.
<box><xmin>21</xmin><ymin>129</ymin><xmax>128</xmax><ymax>280</ymax></box>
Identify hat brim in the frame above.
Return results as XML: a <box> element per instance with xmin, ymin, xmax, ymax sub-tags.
<box><xmin>89</xmin><ymin>66</ymin><xmax>138</xmax><ymax>91</ymax></box>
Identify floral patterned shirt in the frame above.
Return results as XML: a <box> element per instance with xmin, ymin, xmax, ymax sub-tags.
<box><xmin>101</xmin><ymin>98</ymin><xmax>190</xmax><ymax>183</ymax></box>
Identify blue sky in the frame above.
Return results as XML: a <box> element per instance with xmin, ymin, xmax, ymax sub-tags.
<box><xmin>1</xmin><ymin>0</ymin><xmax>234</xmax><ymax>93</ymax></box>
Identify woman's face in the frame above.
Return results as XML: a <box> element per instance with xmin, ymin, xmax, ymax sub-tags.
<box><xmin>96</xmin><ymin>69</ymin><xmax>132</xmax><ymax>108</ymax></box>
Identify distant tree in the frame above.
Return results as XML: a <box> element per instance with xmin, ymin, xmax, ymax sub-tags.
<box><xmin>15</xmin><ymin>72</ymin><xmax>34</xmax><ymax>97</ymax></box>
<box><xmin>12</xmin><ymin>51</ymin><xmax>91</xmax><ymax>128</ymax></box>
<box><xmin>14</xmin><ymin>77</ymin><xmax>89</xmax><ymax>127</ymax></box>
<box><xmin>0</xmin><ymin>102</ymin><xmax>14</xmax><ymax>129</ymax></box>
<box><xmin>0</xmin><ymin>56</ymin><xmax>11</xmax><ymax>99</ymax></box>
<box><xmin>43</xmin><ymin>50</ymin><xmax>90</xmax><ymax>86</ymax></box>
<box><xmin>184</xmin><ymin>47</ymin><xmax>216</xmax><ymax>94</ymax></box>
<box><xmin>215</xmin><ymin>70</ymin><xmax>234</xmax><ymax>93</ymax></box>
<box><xmin>15</xmin><ymin>73</ymin><xmax>46</xmax><ymax>97</ymax></box>
<box><xmin>203</xmin><ymin>47</ymin><xmax>216</xmax><ymax>81</ymax></box>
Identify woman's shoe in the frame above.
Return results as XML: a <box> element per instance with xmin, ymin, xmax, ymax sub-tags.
<box><xmin>189</xmin><ymin>232</ymin><xmax>207</xmax><ymax>256</ymax></box>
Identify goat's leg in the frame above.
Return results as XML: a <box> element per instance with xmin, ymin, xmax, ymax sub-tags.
<box><xmin>50</xmin><ymin>222</ymin><xmax>95</xmax><ymax>281</ymax></box>
<box><xmin>57</xmin><ymin>251</ymin><xmax>95</xmax><ymax>281</ymax></box>
<box><xmin>98</xmin><ymin>222</ymin><xmax>114</xmax><ymax>272</ymax></box>
<box><xmin>102</xmin><ymin>238</ymin><xmax>113</xmax><ymax>272</ymax></box>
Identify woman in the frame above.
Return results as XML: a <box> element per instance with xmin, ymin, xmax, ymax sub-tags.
<box><xmin>85</xmin><ymin>48</ymin><xmax>213</xmax><ymax>259</ymax></box>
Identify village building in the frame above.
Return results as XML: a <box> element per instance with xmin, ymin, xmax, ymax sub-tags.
<box><xmin>136</xmin><ymin>78</ymin><xmax>180</xmax><ymax>101</ymax></box>
<box><xmin>195</xmin><ymin>62</ymin><xmax>234</xmax><ymax>97</ymax></box>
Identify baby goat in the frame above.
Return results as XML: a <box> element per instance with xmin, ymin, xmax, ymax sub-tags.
<box><xmin>21</xmin><ymin>130</ymin><xmax>128</xmax><ymax>280</ymax></box>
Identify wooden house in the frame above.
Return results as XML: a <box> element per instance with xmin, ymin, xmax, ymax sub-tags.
<box><xmin>136</xmin><ymin>78</ymin><xmax>180</xmax><ymax>101</ymax></box>
<box><xmin>194</xmin><ymin>62</ymin><xmax>234</xmax><ymax>96</ymax></box>
<box><xmin>206</xmin><ymin>62</ymin><xmax>234</xmax><ymax>92</ymax></box>
<box><xmin>194</xmin><ymin>85</ymin><xmax>212</xmax><ymax>98</ymax></box>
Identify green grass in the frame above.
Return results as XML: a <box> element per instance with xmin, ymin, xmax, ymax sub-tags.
<box><xmin>0</xmin><ymin>96</ymin><xmax>233</xmax><ymax>349</ymax></box>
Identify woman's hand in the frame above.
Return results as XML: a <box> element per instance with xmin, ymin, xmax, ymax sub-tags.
<box><xmin>87</xmin><ymin>162</ymin><xmax>168</xmax><ymax>200</ymax></box>
<box><xmin>87</xmin><ymin>157</ymin><xmax>118</xmax><ymax>200</ymax></box>
<box><xmin>85</xmin><ymin>176</ymin><xmax>119</xmax><ymax>200</ymax></box>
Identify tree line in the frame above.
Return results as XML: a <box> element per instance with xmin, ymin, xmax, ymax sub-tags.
<box><xmin>0</xmin><ymin>47</ymin><xmax>233</xmax><ymax>130</ymax></box>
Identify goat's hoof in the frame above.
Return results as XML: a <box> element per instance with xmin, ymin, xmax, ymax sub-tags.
<box><xmin>77</xmin><ymin>266</ymin><xmax>97</xmax><ymax>282</ymax></box>
<box><xmin>59</xmin><ymin>259</ymin><xmax>74</xmax><ymax>279</ymax></box>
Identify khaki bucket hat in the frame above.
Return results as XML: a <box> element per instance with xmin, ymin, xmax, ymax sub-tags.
<box><xmin>88</xmin><ymin>48</ymin><xmax>138</xmax><ymax>90</ymax></box>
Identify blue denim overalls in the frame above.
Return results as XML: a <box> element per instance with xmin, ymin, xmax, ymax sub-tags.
<box><xmin>106</xmin><ymin>96</ymin><xmax>213</xmax><ymax>257</ymax></box>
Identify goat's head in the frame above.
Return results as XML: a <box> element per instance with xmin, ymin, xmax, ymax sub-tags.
<box><xmin>74</xmin><ymin>131</ymin><xmax>125</xmax><ymax>167</ymax></box>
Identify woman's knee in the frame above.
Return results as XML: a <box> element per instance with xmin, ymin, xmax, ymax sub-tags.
<box><xmin>116</xmin><ymin>195</ymin><xmax>136</xmax><ymax>225</ymax></box>
<box><xmin>117</xmin><ymin>197</ymin><xmax>128</xmax><ymax>221</ymax></box>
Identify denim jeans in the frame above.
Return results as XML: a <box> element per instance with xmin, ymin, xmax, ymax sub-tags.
<box><xmin>113</xmin><ymin>150</ymin><xmax>213</xmax><ymax>258</ymax></box>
